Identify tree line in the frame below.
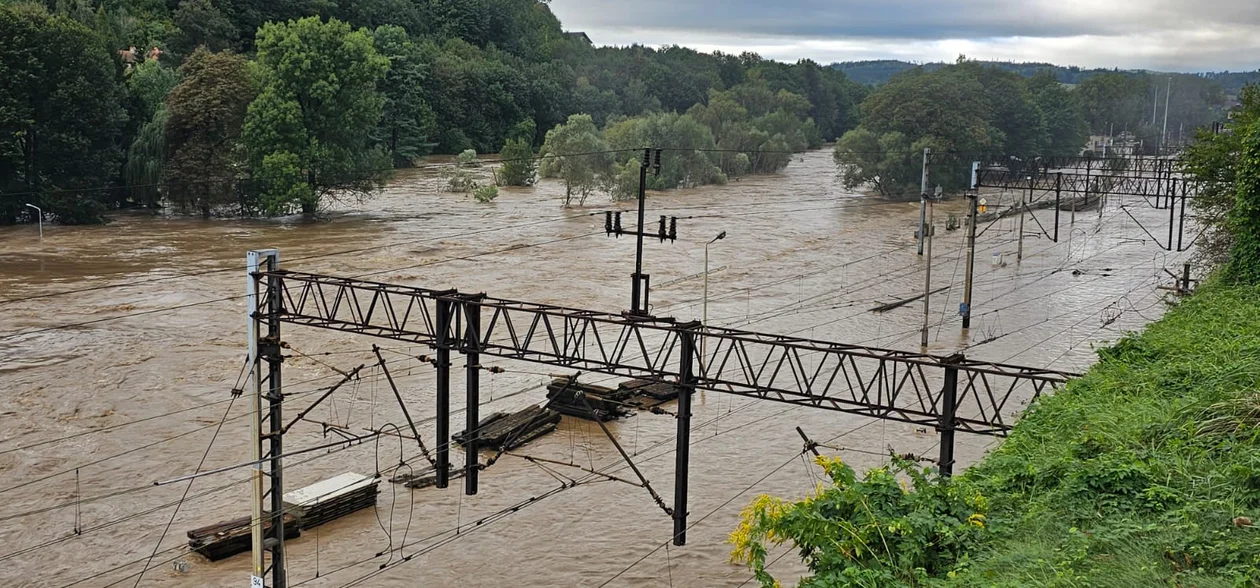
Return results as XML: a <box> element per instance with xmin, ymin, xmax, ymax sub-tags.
<box><xmin>834</xmin><ymin>59</ymin><xmax>1229</xmax><ymax>198</ymax></box>
<box><xmin>0</xmin><ymin>0</ymin><xmax>865</xmax><ymax>224</ymax></box>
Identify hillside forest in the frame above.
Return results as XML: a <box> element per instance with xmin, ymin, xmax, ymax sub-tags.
<box><xmin>0</xmin><ymin>0</ymin><xmax>1234</xmax><ymax>223</ymax></box>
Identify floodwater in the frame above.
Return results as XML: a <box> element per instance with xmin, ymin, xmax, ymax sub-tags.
<box><xmin>0</xmin><ymin>150</ymin><xmax>1193</xmax><ymax>587</ymax></box>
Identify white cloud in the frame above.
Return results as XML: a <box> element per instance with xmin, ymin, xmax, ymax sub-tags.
<box><xmin>549</xmin><ymin>0</ymin><xmax>1260</xmax><ymax>71</ymax></box>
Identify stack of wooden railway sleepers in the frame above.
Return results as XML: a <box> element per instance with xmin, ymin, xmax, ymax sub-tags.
<box><xmin>452</xmin><ymin>404</ymin><xmax>562</xmax><ymax>451</ymax></box>
<box><xmin>617</xmin><ymin>379</ymin><xmax>679</xmax><ymax>402</ymax></box>
<box><xmin>390</xmin><ymin>465</ymin><xmax>465</xmax><ymax>489</ymax></box>
<box><xmin>544</xmin><ymin>377</ymin><xmax>633</xmax><ymax>421</ymax></box>
<box><xmin>187</xmin><ymin>513</ymin><xmax>300</xmax><ymax>561</ymax></box>
<box><xmin>282</xmin><ymin>472</ymin><xmax>379</xmax><ymax>530</ymax></box>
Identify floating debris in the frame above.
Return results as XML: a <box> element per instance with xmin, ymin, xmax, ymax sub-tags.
<box><xmin>390</xmin><ymin>465</ymin><xmax>466</xmax><ymax>489</ymax></box>
<box><xmin>545</xmin><ymin>377</ymin><xmax>632</xmax><ymax>421</ymax></box>
<box><xmin>453</xmin><ymin>405</ymin><xmax>561</xmax><ymax>451</ymax></box>
<box><xmin>617</xmin><ymin>379</ymin><xmax>679</xmax><ymax>402</ymax></box>
<box><xmin>187</xmin><ymin>513</ymin><xmax>299</xmax><ymax>561</ymax></box>
<box><xmin>283</xmin><ymin>472</ymin><xmax>379</xmax><ymax>530</ymax></box>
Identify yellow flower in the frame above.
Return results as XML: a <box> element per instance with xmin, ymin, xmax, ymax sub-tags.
<box><xmin>967</xmin><ymin>513</ymin><xmax>986</xmax><ymax>528</ymax></box>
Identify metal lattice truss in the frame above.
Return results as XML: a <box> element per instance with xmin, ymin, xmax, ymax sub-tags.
<box><xmin>975</xmin><ymin>168</ymin><xmax>1196</xmax><ymax>200</ymax></box>
<box><xmin>258</xmin><ymin>271</ymin><xmax>1076</xmax><ymax>437</ymax></box>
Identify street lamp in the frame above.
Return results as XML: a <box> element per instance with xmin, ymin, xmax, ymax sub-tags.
<box><xmin>701</xmin><ymin>231</ymin><xmax>726</xmax><ymax>373</ymax></box>
<box><xmin>24</xmin><ymin>203</ymin><xmax>42</xmax><ymax>243</ymax></box>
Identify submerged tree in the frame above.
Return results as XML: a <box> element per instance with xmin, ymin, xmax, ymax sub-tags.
<box><xmin>164</xmin><ymin>48</ymin><xmax>255</xmax><ymax>217</ymax></box>
<box><xmin>495</xmin><ymin>138</ymin><xmax>537</xmax><ymax>186</ymax></box>
<box><xmin>242</xmin><ymin>16</ymin><xmax>391</xmax><ymax>215</ymax></box>
<box><xmin>0</xmin><ymin>5</ymin><xmax>127</xmax><ymax>224</ymax></box>
<box><xmin>539</xmin><ymin>113</ymin><xmax>612</xmax><ymax>206</ymax></box>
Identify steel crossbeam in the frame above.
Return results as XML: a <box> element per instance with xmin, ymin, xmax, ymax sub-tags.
<box><xmin>261</xmin><ymin>270</ymin><xmax>1074</xmax><ymax>437</ymax></box>
<box><xmin>975</xmin><ymin>168</ymin><xmax>1197</xmax><ymax>199</ymax></box>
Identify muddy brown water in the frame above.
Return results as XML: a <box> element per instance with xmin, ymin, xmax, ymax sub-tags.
<box><xmin>0</xmin><ymin>150</ymin><xmax>1192</xmax><ymax>587</ymax></box>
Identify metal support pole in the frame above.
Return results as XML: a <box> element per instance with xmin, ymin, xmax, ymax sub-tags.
<box><xmin>962</xmin><ymin>193</ymin><xmax>977</xmax><ymax>330</ymax></box>
<box><xmin>1054</xmin><ymin>173</ymin><xmax>1062</xmax><ymax>243</ymax></box>
<box><xmin>938</xmin><ymin>354</ymin><xmax>962</xmax><ymax>479</ymax></box>
<box><xmin>463</xmin><ymin>299</ymin><xmax>481</xmax><ymax>495</ymax></box>
<box><xmin>1017</xmin><ymin>176</ymin><xmax>1028</xmax><ymax>262</ymax></box>
<box><xmin>673</xmin><ymin>326</ymin><xmax>698</xmax><ymax>546</ymax></box>
<box><xmin>921</xmin><ymin>193</ymin><xmax>934</xmax><ymax>348</ymax></box>
<box><xmin>1182</xmin><ymin>263</ymin><xmax>1192</xmax><ymax>294</ymax></box>
<box><xmin>1167</xmin><ymin>178</ymin><xmax>1177</xmax><ymax>251</ymax></box>
<box><xmin>435</xmin><ymin>299</ymin><xmax>452</xmax><ymax>489</ymax></box>
<box><xmin>24</xmin><ymin>203</ymin><xmax>42</xmax><ymax>243</ymax></box>
<box><xmin>263</xmin><ymin>270</ymin><xmax>286</xmax><ymax>588</ymax></box>
<box><xmin>1177</xmin><ymin>181</ymin><xmax>1188</xmax><ymax>251</ymax></box>
<box><xmin>247</xmin><ymin>249</ymin><xmax>280</xmax><ymax>588</ymax></box>
<box><xmin>631</xmin><ymin>149</ymin><xmax>650</xmax><ymax>315</ymax></box>
<box><xmin>917</xmin><ymin>148</ymin><xmax>929</xmax><ymax>255</ymax></box>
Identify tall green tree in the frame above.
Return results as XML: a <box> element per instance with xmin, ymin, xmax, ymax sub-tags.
<box><xmin>167</xmin><ymin>0</ymin><xmax>237</xmax><ymax>57</ymax></box>
<box><xmin>0</xmin><ymin>4</ymin><xmax>127</xmax><ymax>224</ymax></box>
<box><xmin>495</xmin><ymin>138</ymin><xmax>536</xmax><ymax>186</ymax></box>
<box><xmin>538</xmin><ymin>113</ymin><xmax>611</xmax><ymax>206</ymax></box>
<box><xmin>372</xmin><ymin>25</ymin><xmax>435</xmax><ymax>167</ymax></box>
<box><xmin>241</xmin><ymin>16</ymin><xmax>390</xmax><ymax>215</ymax></box>
<box><xmin>1028</xmin><ymin>70</ymin><xmax>1089</xmax><ymax>156</ymax></box>
<box><xmin>164</xmin><ymin>48</ymin><xmax>255</xmax><ymax>216</ymax></box>
<box><xmin>1183</xmin><ymin>86</ymin><xmax>1260</xmax><ymax>269</ymax></box>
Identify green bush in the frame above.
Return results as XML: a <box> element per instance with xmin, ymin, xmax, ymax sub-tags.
<box><xmin>731</xmin><ymin>456</ymin><xmax>989</xmax><ymax>588</ymax></box>
<box><xmin>473</xmin><ymin>184</ymin><xmax>498</xmax><ymax>203</ymax></box>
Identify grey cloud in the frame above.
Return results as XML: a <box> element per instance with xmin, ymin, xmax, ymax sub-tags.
<box><xmin>549</xmin><ymin>0</ymin><xmax>1260</xmax><ymax>71</ymax></box>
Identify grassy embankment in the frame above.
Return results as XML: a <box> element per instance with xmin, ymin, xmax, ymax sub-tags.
<box><xmin>950</xmin><ymin>281</ymin><xmax>1260</xmax><ymax>586</ymax></box>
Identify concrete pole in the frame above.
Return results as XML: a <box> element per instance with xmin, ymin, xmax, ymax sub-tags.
<box><xmin>918</xmin><ymin>149</ymin><xmax>929</xmax><ymax>255</ymax></box>
<box><xmin>921</xmin><ymin>195</ymin><xmax>934</xmax><ymax>348</ymax></box>
<box><xmin>1017</xmin><ymin>176</ymin><xmax>1029</xmax><ymax>262</ymax></box>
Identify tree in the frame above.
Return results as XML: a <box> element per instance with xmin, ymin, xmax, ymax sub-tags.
<box><xmin>372</xmin><ymin>25</ymin><xmax>435</xmax><ymax>167</ymax></box>
<box><xmin>241</xmin><ymin>16</ymin><xmax>390</xmax><ymax>215</ymax></box>
<box><xmin>167</xmin><ymin>0</ymin><xmax>237</xmax><ymax>57</ymax></box>
<box><xmin>538</xmin><ymin>113</ymin><xmax>611</xmax><ymax>206</ymax></box>
<box><xmin>859</xmin><ymin>67</ymin><xmax>999</xmax><ymax>156</ymax></box>
<box><xmin>0</xmin><ymin>5</ymin><xmax>127</xmax><ymax>224</ymax></box>
<box><xmin>123</xmin><ymin>58</ymin><xmax>179</xmax><ymax>207</ymax></box>
<box><xmin>495</xmin><ymin>138</ymin><xmax>536</xmax><ymax>186</ymax></box>
<box><xmin>1029</xmin><ymin>70</ymin><xmax>1089</xmax><ymax>156</ymax></box>
<box><xmin>834</xmin><ymin>129</ymin><xmax>937</xmax><ymax>198</ymax></box>
<box><xmin>1184</xmin><ymin>86</ymin><xmax>1260</xmax><ymax>270</ymax></box>
<box><xmin>164</xmin><ymin>48</ymin><xmax>255</xmax><ymax>217</ymax></box>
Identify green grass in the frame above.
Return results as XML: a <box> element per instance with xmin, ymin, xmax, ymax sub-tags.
<box><xmin>948</xmin><ymin>282</ymin><xmax>1260</xmax><ymax>587</ymax></box>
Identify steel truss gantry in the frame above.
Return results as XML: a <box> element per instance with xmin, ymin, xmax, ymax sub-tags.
<box><xmin>250</xmin><ymin>265</ymin><xmax>1077</xmax><ymax>549</ymax></box>
<box><xmin>973</xmin><ymin>155</ymin><xmax>1200</xmax><ymax>251</ymax></box>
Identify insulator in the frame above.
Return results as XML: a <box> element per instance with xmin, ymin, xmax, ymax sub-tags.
<box><xmin>605</xmin><ymin>210</ymin><xmax>613</xmax><ymax>234</ymax></box>
<box><xmin>614</xmin><ymin>211</ymin><xmax>622</xmax><ymax>233</ymax></box>
<box><xmin>658</xmin><ymin>215</ymin><xmax>668</xmax><ymax>242</ymax></box>
<box><xmin>669</xmin><ymin>217</ymin><xmax>677</xmax><ymax>241</ymax></box>
<box><xmin>642</xmin><ymin>148</ymin><xmax>651</xmax><ymax>168</ymax></box>
<box><xmin>653</xmin><ymin>148</ymin><xmax>662</xmax><ymax>175</ymax></box>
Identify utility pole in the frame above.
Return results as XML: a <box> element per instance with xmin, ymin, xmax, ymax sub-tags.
<box><xmin>921</xmin><ymin>184</ymin><xmax>939</xmax><ymax>349</ymax></box>
<box><xmin>701</xmin><ymin>231</ymin><xmax>726</xmax><ymax>373</ymax></box>
<box><xmin>1017</xmin><ymin>176</ymin><xmax>1029</xmax><ymax>262</ymax></box>
<box><xmin>605</xmin><ymin>149</ymin><xmax>677</xmax><ymax>316</ymax></box>
<box><xmin>247</xmin><ymin>249</ymin><xmax>286</xmax><ymax>588</ymax></box>
<box><xmin>962</xmin><ymin>191</ymin><xmax>978</xmax><ymax>330</ymax></box>
<box><xmin>1161</xmin><ymin>77</ymin><xmax>1172</xmax><ymax>155</ymax></box>
<box><xmin>917</xmin><ymin>148</ymin><xmax>929</xmax><ymax>255</ymax></box>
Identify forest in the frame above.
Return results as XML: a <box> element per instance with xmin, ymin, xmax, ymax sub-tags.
<box><xmin>0</xmin><ymin>0</ymin><xmax>1235</xmax><ymax>223</ymax></box>
<box><xmin>0</xmin><ymin>0</ymin><xmax>863</xmax><ymax>223</ymax></box>
<box><xmin>833</xmin><ymin>60</ymin><xmax>1230</xmax><ymax>197</ymax></box>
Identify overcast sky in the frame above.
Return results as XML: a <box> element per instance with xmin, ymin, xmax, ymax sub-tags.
<box><xmin>549</xmin><ymin>0</ymin><xmax>1260</xmax><ymax>72</ymax></box>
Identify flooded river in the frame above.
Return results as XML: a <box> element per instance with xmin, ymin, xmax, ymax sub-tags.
<box><xmin>0</xmin><ymin>150</ymin><xmax>1193</xmax><ymax>587</ymax></box>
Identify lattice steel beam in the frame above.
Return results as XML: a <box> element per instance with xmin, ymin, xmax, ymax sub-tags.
<box><xmin>260</xmin><ymin>271</ymin><xmax>1076</xmax><ymax>437</ymax></box>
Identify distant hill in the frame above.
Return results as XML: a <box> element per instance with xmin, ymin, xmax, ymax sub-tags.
<box><xmin>832</xmin><ymin>60</ymin><xmax>1122</xmax><ymax>86</ymax></box>
<box><xmin>832</xmin><ymin>60</ymin><xmax>1260</xmax><ymax>96</ymax></box>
